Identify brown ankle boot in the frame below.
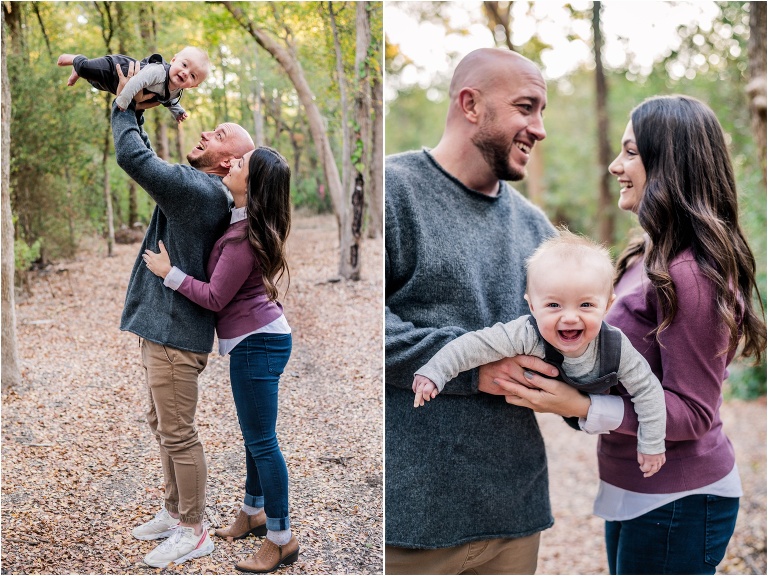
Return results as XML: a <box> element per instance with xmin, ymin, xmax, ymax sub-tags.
<box><xmin>234</xmin><ymin>536</ymin><xmax>299</xmax><ymax>573</ymax></box>
<box><xmin>214</xmin><ymin>509</ymin><xmax>268</xmax><ymax>540</ymax></box>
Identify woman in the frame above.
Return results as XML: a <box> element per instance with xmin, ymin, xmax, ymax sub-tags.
<box><xmin>505</xmin><ymin>95</ymin><xmax>765</xmax><ymax>574</ymax></box>
<box><xmin>144</xmin><ymin>146</ymin><xmax>298</xmax><ymax>573</ymax></box>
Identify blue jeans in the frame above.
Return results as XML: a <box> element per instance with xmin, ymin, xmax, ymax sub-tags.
<box><xmin>229</xmin><ymin>333</ymin><xmax>292</xmax><ymax>531</ymax></box>
<box><xmin>605</xmin><ymin>494</ymin><xmax>739</xmax><ymax>575</ymax></box>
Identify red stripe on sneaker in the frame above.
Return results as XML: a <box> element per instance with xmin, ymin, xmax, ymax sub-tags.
<box><xmin>195</xmin><ymin>533</ymin><xmax>207</xmax><ymax>549</ymax></box>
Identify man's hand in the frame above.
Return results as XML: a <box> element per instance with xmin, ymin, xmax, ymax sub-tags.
<box><xmin>143</xmin><ymin>240</ymin><xmax>172</xmax><ymax>279</ymax></box>
<box><xmin>115</xmin><ymin>61</ymin><xmax>161</xmax><ymax>110</ymax></box>
<box><xmin>503</xmin><ymin>371</ymin><xmax>592</xmax><ymax>418</ymax></box>
<box><xmin>477</xmin><ymin>355</ymin><xmax>559</xmax><ymax>395</ymax></box>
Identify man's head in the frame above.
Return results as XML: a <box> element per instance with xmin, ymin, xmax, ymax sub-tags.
<box><xmin>169</xmin><ymin>46</ymin><xmax>210</xmax><ymax>90</ymax></box>
<box><xmin>524</xmin><ymin>228</ymin><xmax>616</xmax><ymax>358</ymax></box>
<box><xmin>187</xmin><ymin>123</ymin><xmax>255</xmax><ymax>176</ymax></box>
<box><xmin>446</xmin><ymin>48</ymin><xmax>547</xmax><ymax>182</ymax></box>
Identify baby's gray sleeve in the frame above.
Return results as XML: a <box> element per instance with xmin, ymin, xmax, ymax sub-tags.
<box><xmin>165</xmin><ymin>101</ymin><xmax>186</xmax><ymax>119</ymax></box>
<box><xmin>617</xmin><ymin>334</ymin><xmax>667</xmax><ymax>454</ymax></box>
<box><xmin>415</xmin><ymin>317</ymin><xmax>537</xmax><ymax>392</ymax></box>
<box><xmin>115</xmin><ymin>64</ymin><xmax>165</xmax><ymax>110</ymax></box>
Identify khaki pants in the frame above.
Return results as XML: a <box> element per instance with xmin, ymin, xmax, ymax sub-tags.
<box><xmin>141</xmin><ymin>339</ymin><xmax>208</xmax><ymax>524</ymax></box>
<box><xmin>385</xmin><ymin>533</ymin><xmax>541</xmax><ymax>575</ymax></box>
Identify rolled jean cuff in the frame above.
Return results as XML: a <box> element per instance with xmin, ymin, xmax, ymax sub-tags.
<box><xmin>244</xmin><ymin>493</ymin><xmax>265</xmax><ymax>509</ymax></box>
<box><xmin>266</xmin><ymin>516</ymin><xmax>290</xmax><ymax>531</ymax></box>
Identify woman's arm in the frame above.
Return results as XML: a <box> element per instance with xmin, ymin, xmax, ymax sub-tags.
<box><xmin>613</xmin><ymin>258</ymin><xmax>730</xmax><ymax>442</ymax></box>
<box><xmin>144</xmin><ymin>238</ymin><xmax>254</xmax><ymax>312</ymax></box>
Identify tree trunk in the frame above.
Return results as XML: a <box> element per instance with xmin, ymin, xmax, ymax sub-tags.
<box><xmin>221</xmin><ymin>1</ymin><xmax>346</xmax><ymax>273</ymax></box>
<box><xmin>339</xmin><ymin>1</ymin><xmax>371</xmax><ymax>280</ymax></box>
<box><xmin>2</xmin><ymin>7</ymin><xmax>22</xmax><ymax>391</ymax></box>
<box><xmin>593</xmin><ymin>2</ymin><xmax>614</xmax><ymax>245</ymax></box>
<box><xmin>128</xmin><ymin>180</ymin><xmax>138</xmax><ymax>226</ymax></box>
<box><xmin>368</xmin><ymin>71</ymin><xmax>383</xmax><ymax>239</ymax></box>
<box><xmin>329</xmin><ymin>1</ymin><xmax>351</xmax><ymax>198</ymax></box>
<box><xmin>252</xmin><ymin>80</ymin><xmax>265</xmax><ymax>147</ymax></box>
<box><xmin>482</xmin><ymin>1</ymin><xmax>514</xmax><ymax>50</ymax></box>
<box><xmin>155</xmin><ymin>114</ymin><xmax>169</xmax><ymax>161</ymax></box>
<box><xmin>748</xmin><ymin>1</ymin><xmax>767</xmax><ymax>186</ymax></box>
<box><xmin>103</xmin><ymin>94</ymin><xmax>115</xmax><ymax>257</ymax></box>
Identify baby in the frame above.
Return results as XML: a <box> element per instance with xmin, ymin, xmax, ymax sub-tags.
<box><xmin>57</xmin><ymin>46</ymin><xmax>210</xmax><ymax>123</ymax></box>
<box><xmin>413</xmin><ymin>228</ymin><xmax>667</xmax><ymax>478</ymax></box>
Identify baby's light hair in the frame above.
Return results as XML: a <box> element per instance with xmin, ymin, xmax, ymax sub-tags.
<box><xmin>526</xmin><ymin>226</ymin><xmax>615</xmax><ymax>295</ymax></box>
<box><xmin>177</xmin><ymin>46</ymin><xmax>211</xmax><ymax>81</ymax></box>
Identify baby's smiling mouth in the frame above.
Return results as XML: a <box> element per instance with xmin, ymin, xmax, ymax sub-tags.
<box><xmin>558</xmin><ymin>329</ymin><xmax>582</xmax><ymax>342</ymax></box>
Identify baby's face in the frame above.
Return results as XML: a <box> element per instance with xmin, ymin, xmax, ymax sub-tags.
<box><xmin>169</xmin><ymin>50</ymin><xmax>207</xmax><ymax>90</ymax></box>
<box><xmin>525</xmin><ymin>254</ymin><xmax>615</xmax><ymax>358</ymax></box>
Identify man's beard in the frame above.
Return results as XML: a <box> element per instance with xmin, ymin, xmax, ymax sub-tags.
<box><xmin>187</xmin><ymin>149</ymin><xmax>217</xmax><ymax>170</ymax></box>
<box><xmin>471</xmin><ymin>108</ymin><xmax>525</xmax><ymax>182</ymax></box>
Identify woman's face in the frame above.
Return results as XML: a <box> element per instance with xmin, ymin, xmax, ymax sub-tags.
<box><xmin>223</xmin><ymin>150</ymin><xmax>253</xmax><ymax>206</ymax></box>
<box><xmin>608</xmin><ymin>121</ymin><xmax>646</xmax><ymax>213</ymax></box>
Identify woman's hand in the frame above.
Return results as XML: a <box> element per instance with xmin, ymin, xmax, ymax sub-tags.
<box><xmin>143</xmin><ymin>240</ymin><xmax>172</xmax><ymax>279</ymax></box>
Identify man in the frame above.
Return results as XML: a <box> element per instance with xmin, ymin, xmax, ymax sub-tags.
<box><xmin>385</xmin><ymin>48</ymin><xmax>562</xmax><ymax>574</ymax></box>
<box><xmin>112</xmin><ymin>62</ymin><xmax>255</xmax><ymax>568</ymax></box>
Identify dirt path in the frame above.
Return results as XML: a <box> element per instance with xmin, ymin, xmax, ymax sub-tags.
<box><xmin>2</xmin><ymin>214</ymin><xmax>383</xmax><ymax>575</ymax></box>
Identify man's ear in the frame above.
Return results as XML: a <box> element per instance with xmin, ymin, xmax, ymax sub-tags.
<box><xmin>458</xmin><ymin>87</ymin><xmax>480</xmax><ymax>124</ymax></box>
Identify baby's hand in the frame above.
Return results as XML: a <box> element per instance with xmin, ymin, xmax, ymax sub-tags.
<box><xmin>412</xmin><ymin>375</ymin><xmax>438</xmax><ymax>408</ymax></box>
<box><xmin>177</xmin><ymin>112</ymin><xmax>189</xmax><ymax>124</ymax></box>
<box><xmin>638</xmin><ymin>451</ymin><xmax>666</xmax><ymax>478</ymax></box>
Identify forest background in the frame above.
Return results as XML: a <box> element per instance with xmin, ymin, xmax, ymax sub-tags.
<box><xmin>385</xmin><ymin>0</ymin><xmax>767</xmax><ymax>399</ymax></box>
<box><xmin>3</xmin><ymin>0</ymin><xmax>383</xmax><ymax>286</ymax></box>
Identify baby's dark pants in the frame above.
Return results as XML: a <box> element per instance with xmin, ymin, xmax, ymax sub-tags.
<box><xmin>72</xmin><ymin>54</ymin><xmax>138</xmax><ymax>95</ymax></box>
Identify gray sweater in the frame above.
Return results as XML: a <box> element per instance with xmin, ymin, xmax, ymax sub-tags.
<box><xmin>385</xmin><ymin>150</ymin><xmax>556</xmax><ymax>548</ymax></box>
<box><xmin>416</xmin><ymin>316</ymin><xmax>667</xmax><ymax>454</ymax></box>
<box><xmin>112</xmin><ymin>103</ymin><xmax>231</xmax><ymax>353</ymax></box>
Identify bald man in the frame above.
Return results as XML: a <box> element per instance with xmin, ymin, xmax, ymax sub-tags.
<box><xmin>111</xmin><ymin>63</ymin><xmax>255</xmax><ymax>567</ymax></box>
<box><xmin>385</xmin><ymin>48</ymin><xmax>558</xmax><ymax>574</ymax></box>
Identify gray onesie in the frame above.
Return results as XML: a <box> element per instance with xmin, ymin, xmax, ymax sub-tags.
<box><xmin>415</xmin><ymin>315</ymin><xmax>666</xmax><ymax>455</ymax></box>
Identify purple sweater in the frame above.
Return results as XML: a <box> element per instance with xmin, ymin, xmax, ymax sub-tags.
<box><xmin>176</xmin><ymin>219</ymin><xmax>283</xmax><ymax>339</ymax></box>
<box><xmin>601</xmin><ymin>248</ymin><xmax>738</xmax><ymax>493</ymax></box>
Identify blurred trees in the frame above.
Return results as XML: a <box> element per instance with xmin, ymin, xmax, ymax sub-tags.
<box><xmin>3</xmin><ymin>1</ymin><xmax>383</xmax><ymax>279</ymax></box>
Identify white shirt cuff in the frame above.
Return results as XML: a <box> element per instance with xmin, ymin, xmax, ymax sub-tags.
<box><xmin>164</xmin><ymin>266</ymin><xmax>187</xmax><ymax>291</ymax></box>
<box><xmin>579</xmin><ymin>394</ymin><xmax>624</xmax><ymax>434</ymax></box>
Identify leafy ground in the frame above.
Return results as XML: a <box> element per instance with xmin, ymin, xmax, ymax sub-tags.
<box><xmin>2</xmin><ymin>212</ymin><xmax>765</xmax><ymax>575</ymax></box>
<box><xmin>2</xmin><ymin>214</ymin><xmax>383</xmax><ymax>575</ymax></box>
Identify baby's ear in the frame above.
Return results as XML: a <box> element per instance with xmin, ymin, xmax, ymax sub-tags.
<box><xmin>524</xmin><ymin>293</ymin><xmax>534</xmax><ymax>312</ymax></box>
<box><xmin>605</xmin><ymin>293</ymin><xmax>617</xmax><ymax>311</ymax></box>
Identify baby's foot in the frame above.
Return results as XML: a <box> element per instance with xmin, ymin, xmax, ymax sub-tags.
<box><xmin>66</xmin><ymin>70</ymin><xmax>80</xmax><ymax>86</ymax></box>
<box><xmin>57</xmin><ymin>54</ymin><xmax>75</xmax><ymax>66</ymax></box>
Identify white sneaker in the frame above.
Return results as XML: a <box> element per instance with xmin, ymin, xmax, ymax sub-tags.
<box><xmin>131</xmin><ymin>508</ymin><xmax>180</xmax><ymax>541</ymax></box>
<box><xmin>143</xmin><ymin>526</ymin><xmax>214</xmax><ymax>568</ymax></box>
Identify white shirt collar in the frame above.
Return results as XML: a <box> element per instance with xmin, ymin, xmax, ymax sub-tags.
<box><xmin>230</xmin><ymin>206</ymin><xmax>247</xmax><ymax>224</ymax></box>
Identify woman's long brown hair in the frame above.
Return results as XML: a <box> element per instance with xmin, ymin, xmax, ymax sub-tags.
<box><xmin>615</xmin><ymin>95</ymin><xmax>765</xmax><ymax>362</ymax></box>
<box><xmin>233</xmin><ymin>146</ymin><xmax>292</xmax><ymax>302</ymax></box>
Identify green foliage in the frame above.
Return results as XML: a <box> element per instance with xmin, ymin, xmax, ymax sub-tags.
<box><xmin>8</xmin><ymin>1</ymin><xmax>371</xmax><ymax>264</ymax></box>
<box><xmin>14</xmin><ymin>236</ymin><xmax>42</xmax><ymax>274</ymax></box>
<box><xmin>292</xmin><ymin>177</ymin><xmax>332</xmax><ymax>214</ymax></box>
<box><xmin>724</xmin><ymin>360</ymin><xmax>767</xmax><ymax>400</ymax></box>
